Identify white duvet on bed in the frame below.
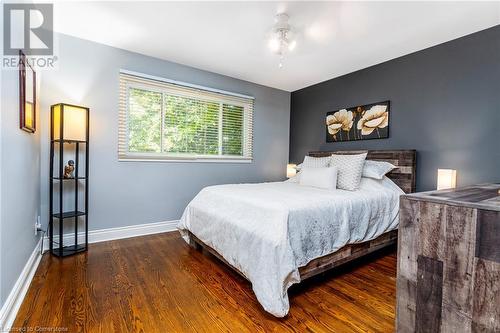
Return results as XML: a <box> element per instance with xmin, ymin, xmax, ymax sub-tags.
<box><xmin>177</xmin><ymin>177</ymin><xmax>404</xmax><ymax>317</ymax></box>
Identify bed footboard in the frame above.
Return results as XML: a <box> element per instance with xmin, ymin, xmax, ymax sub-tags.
<box><xmin>186</xmin><ymin>230</ymin><xmax>397</xmax><ymax>281</ymax></box>
<box><xmin>298</xmin><ymin>229</ymin><xmax>398</xmax><ymax>280</ymax></box>
<box><xmin>188</xmin><ymin>235</ymin><xmax>203</xmax><ymax>251</ymax></box>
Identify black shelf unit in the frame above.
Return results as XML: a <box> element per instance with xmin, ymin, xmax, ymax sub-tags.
<box><xmin>49</xmin><ymin>103</ymin><xmax>89</xmax><ymax>257</ymax></box>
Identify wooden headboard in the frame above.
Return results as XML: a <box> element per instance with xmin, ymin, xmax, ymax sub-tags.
<box><xmin>308</xmin><ymin>150</ymin><xmax>417</xmax><ymax>194</ymax></box>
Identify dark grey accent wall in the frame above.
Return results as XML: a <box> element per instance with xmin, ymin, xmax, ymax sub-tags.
<box><xmin>290</xmin><ymin>26</ymin><xmax>500</xmax><ymax>192</ymax></box>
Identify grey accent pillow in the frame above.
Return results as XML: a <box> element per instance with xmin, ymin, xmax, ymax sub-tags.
<box><xmin>330</xmin><ymin>153</ymin><xmax>367</xmax><ymax>190</ymax></box>
<box><xmin>363</xmin><ymin>160</ymin><xmax>397</xmax><ymax>180</ymax></box>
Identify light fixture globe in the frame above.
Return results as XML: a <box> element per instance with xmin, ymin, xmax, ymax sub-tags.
<box><xmin>268</xmin><ymin>37</ymin><xmax>281</xmax><ymax>53</ymax></box>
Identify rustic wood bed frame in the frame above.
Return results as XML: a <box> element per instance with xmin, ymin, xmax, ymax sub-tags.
<box><xmin>187</xmin><ymin>149</ymin><xmax>417</xmax><ymax>281</ymax></box>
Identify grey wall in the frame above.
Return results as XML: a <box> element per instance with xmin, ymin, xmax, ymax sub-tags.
<box><xmin>0</xmin><ymin>67</ymin><xmax>41</xmax><ymax>305</ymax></box>
<box><xmin>39</xmin><ymin>34</ymin><xmax>290</xmax><ymax>231</ymax></box>
<box><xmin>290</xmin><ymin>26</ymin><xmax>500</xmax><ymax>191</ymax></box>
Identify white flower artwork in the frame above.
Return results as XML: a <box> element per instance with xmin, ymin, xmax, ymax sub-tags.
<box><xmin>326</xmin><ymin>101</ymin><xmax>390</xmax><ymax>142</ymax></box>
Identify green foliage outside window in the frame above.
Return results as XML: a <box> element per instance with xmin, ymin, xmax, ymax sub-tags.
<box><xmin>163</xmin><ymin>95</ymin><xmax>219</xmax><ymax>155</ymax></box>
<box><xmin>222</xmin><ymin>104</ymin><xmax>243</xmax><ymax>156</ymax></box>
<box><xmin>128</xmin><ymin>88</ymin><xmax>162</xmax><ymax>152</ymax></box>
<box><xmin>127</xmin><ymin>87</ymin><xmax>244</xmax><ymax>156</ymax></box>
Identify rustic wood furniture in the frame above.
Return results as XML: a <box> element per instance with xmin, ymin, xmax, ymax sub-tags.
<box><xmin>397</xmin><ymin>183</ymin><xmax>500</xmax><ymax>332</ymax></box>
<box><xmin>188</xmin><ymin>149</ymin><xmax>416</xmax><ymax>281</ymax></box>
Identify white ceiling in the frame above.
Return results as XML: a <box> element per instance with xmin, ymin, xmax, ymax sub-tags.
<box><xmin>52</xmin><ymin>1</ymin><xmax>500</xmax><ymax>92</ymax></box>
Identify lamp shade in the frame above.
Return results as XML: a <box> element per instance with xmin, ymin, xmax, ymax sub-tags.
<box><xmin>437</xmin><ymin>169</ymin><xmax>457</xmax><ymax>190</ymax></box>
<box><xmin>287</xmin><ymin>164</ymin><xmax>297</xmax><ymax>178</ymax></box>
<box><xmin>52</xmin><ymin>104</ymin><xmax>88</xmax><ymax>141</ymax></box>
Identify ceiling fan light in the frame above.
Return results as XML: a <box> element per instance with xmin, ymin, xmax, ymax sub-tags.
<box><xmin>268</xmin><ymin>12</ymin><xmax>295</xmax><ymax>67</ymax></box>
<box><xmin>268</xmin><ymin>37</ymin><xmax>280</xmax><ymax>53</ymax></box>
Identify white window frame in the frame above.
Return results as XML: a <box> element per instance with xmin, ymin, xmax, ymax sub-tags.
<box><xmin>118</xmin><ymin>70</ymin><xmax>254</xmax><ymax>163</ymax></box>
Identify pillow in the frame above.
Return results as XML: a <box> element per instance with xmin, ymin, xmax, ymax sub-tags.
<box><xmin>329</xmin><ymin>153</ymin><xmax>367</xmax><ymax>191</ymax></box>
<box><xmin>298</xmin><ymin>155</ymin><xmax>331</xmax><ymax>170</ymax></box>
<box><xmin>363</xmin><ymin>160</ymin><xmax>397</xmax><ymax>180</ymax></box>
<box><xmin>299</xmin><ymin>167</ymin><xmax>338</xmax><ymax>190</ymax></box>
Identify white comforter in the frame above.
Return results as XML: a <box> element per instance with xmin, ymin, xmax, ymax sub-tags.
<box><xmin>177</xmin><ymin>177</ymin><xmax>404</xmax><ymax>317</ymax></box>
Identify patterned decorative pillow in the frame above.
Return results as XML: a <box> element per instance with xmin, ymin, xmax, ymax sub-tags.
<box><xmin>330</xmin><ymin>153</ymin><xmax>367</xmax><ymax>190</ymax></box>
<box><xmin>363</xmin><ymin>160</ymin><xmax>397</xmax><ymax>180</ymax></box>
<box><xmin>299</xmin><ymin>155</ymin><xmax>331</xmax><ymax>169</ymax></box>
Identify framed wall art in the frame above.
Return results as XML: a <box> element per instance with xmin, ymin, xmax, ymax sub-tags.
<box><xmin>19</xmin><ymin>50</ymin><xmax>36</xmax><ymax>133</ymax></box>
<box><xmin>326</xmin><ymin>100</ymin><xmax>389</xmax><ymax>142</ymax></box>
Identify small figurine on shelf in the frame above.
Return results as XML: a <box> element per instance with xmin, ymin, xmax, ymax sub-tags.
<box><xmin>63</xmin><ymin>160</ymin><xmax>75</xmax><ymax>179</ymax></box>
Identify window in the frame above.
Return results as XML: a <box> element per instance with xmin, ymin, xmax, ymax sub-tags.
<box><xmin>119</xmin><ymin>71</ymin><xmax>254</xmax><ymax>162</ymax></box>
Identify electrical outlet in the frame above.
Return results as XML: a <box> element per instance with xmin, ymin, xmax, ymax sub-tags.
<box><xmin>35</xmin><ymin>216</ymin><xmax>42</xmax><ymax>235</ymax></box>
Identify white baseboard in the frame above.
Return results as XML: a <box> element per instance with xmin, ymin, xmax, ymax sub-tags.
<box><xmin>0</xmin><ymin>220</ymin><xmax>178</xmax><ymax>331</ymax></box>
<box><xmin>0</xmin><ymin>238</ymin><xmax>43</xmax><ymax>331</ymax></box>
<box><xmin>43</xmin><ymin>219</ymin><xmax>179</xmax><ymax>252</ymax></box>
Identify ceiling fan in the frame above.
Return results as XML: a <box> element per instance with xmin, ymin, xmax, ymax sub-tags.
<box><xmin>268</xmin><ymin>13</ymin><xmax>297</xmax><ymax>68</ymax></box>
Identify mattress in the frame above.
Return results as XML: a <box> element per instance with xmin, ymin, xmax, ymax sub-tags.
<box><xmin>177</xmin><ymin>176</ymin><xmax>404</xmax><ymax>317</ymax></box>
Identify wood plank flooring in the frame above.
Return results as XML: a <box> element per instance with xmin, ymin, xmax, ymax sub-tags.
<box><xmin>14</xmin><ymin>232</ymin><xmax>397</xmax><ymax>332</ymax></box>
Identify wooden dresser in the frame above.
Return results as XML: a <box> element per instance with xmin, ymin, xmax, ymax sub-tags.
<box><xmin>396</xmin><ymin>184</ymin><xmax>500</xmax><ymax>332</ymax></box>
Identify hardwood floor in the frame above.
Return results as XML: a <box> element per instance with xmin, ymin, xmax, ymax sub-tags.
<box><xmin>14</xmin><ymin>232</ymin><xmax>397</xmax><ymax>332</ymax></box>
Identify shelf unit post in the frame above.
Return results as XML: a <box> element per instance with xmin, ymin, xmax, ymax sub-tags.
<box><xmin>58</xmin><ymin>106</ymin><xmax>64</xmax><ymax>257</ymax></box>
<box><xmin>74</xmin><ymin>142</ymin><xmax>79</xmax><ymax>248</ymax></box>
<box><xmin>49</xmin><ymin>107</ymin><xmax>54</xmax><ymax>253</ymax></box>
<box><xmin>85</xmin><ymin>109</ymin><xmax>89</xmax><ymax>248</ymax></box>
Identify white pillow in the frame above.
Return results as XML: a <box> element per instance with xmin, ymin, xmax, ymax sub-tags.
<box><xmin>298</xmin><ymin>155</ymin><xmax>331</xmax><ymax>170</ymax></box>
<box><xmin>363</xmin><ymin>160</ymin><xmax>397</xmax><ymax>180</ymax></box>
<box><xmin>299</xmin><ymin>167</ymin><xmax>338</xmax><ymax>190</ymax></box>
<box><xmin>330</xmin><ymin>153</ymin><xmax>367</xmax><ymax>191</ymax></box>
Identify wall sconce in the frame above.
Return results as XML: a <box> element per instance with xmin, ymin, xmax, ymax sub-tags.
<box><xmin>437</xmin><ymin>169</ymin><xmax>457</xmax><ymax>190</ymax></box>
<box><xmin>19</xmin><ymin>50</ymin><xmax>36</xmax><ymax>133</ymax></box>
<box><xmin>287</xmin><ymin>164</ymin><xmax>297</xmax><ymax>178</ymax></box>
<box><xmin>52</xmin><ymin>103</ymin><xmax>88</xmax><ymax>142</ymax></box>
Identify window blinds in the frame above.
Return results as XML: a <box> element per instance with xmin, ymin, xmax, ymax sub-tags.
<box><xmin>118</xmin><ymin>71</ymin><xmax>254</xmax><ymax>161</ymax></box>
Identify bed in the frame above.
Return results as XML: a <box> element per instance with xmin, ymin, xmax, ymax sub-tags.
<box><xmin>177</xmin><ymin>149</ymin><xmax>416</xmax><ymax>317</ymax></box>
